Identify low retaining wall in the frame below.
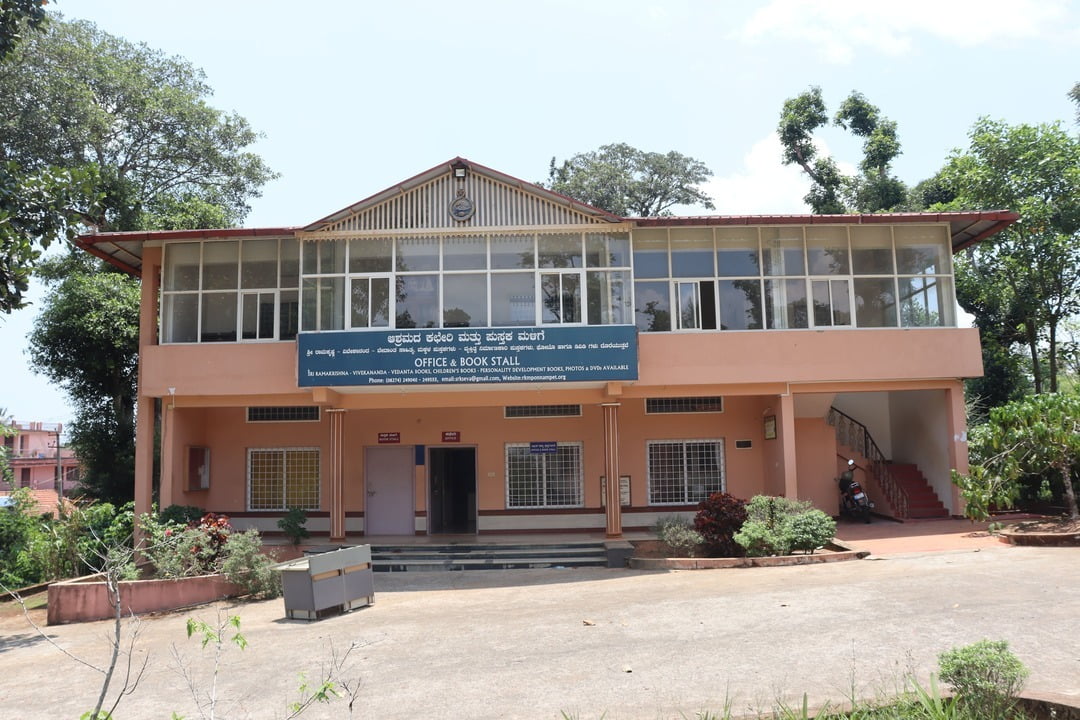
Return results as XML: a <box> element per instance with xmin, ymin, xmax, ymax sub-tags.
<box><xmin>48</xmin><ymin>574</ymin><xmax>243</xmax><ymax>625</ymax></box>
<box><xmin>628</xmin><ymin>541</ymin><xmax>868</xmax><ymax>570</ymax></box>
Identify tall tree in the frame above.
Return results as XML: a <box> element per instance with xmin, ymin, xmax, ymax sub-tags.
<box><xmin>0</xmin><ymin>16</ymin><xmax>277</xmax><ymax>233</ymax></box>
<box><xmin>777</xmin><ymin>87</ymin><xmax>906</xmax><ymax>214</ymax></box>
<box><xmin>544</xmin><ymin>143</ymin><xmax>714</xmax><ymax>217</ymax></box>
<box><xmin>28</xmin><ymin>253</ymin><xmax>139</xmax><ymax>504</ymax></box>
<box><xmin>9</xmin><ymin>15</ymin><xmax>277</xmax><ymax>502</ymax></box>
<box><xmin>0</xmin><ymin>6</ymin><xmax>100</xmax><ymax>312</ymax></box>
<box><xmin>1070</xmin><ymin>81</ymin><xmax>1079</xmax><ymax>124</ymax></box>
<box><xmin>942</xmin><ymin>119</ymin><xmax>1080</xmax><ymax>395</ymax></box>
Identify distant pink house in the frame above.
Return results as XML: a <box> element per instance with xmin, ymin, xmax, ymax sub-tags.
<box><xmin>77</xmin><ymin>158</ymin><xmax>1017</xmax><ymax>540</ymax></box>
<box><xmin>3</xmin><ymin>420</ymin><xmax>80</xmax><ymax>494</ymax></box>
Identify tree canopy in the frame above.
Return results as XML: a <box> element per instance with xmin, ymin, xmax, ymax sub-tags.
<box><xmin>0</xmin><ymin>16</ymin><xmax>277</xmax><ymax>233</ymax></box>
<box><xmin>777</xmin><ymin>86</ymin><xmax>906</xmax><ymax>214</ymax></box>
<box><xmin>544</xmin><ymin>143</ymin><xmax>714</xmax><ymax>217</ymax></box>
<box><xmin>942</xmin><ymin>119</ymin><xmax>1080</xmax><ymax>396</ymax></box>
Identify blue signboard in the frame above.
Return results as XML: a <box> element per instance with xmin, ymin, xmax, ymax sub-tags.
<box><xmin>529</xmin><ymin>441</ymin><xmax>558</xmax><ymax>454</ymax></box>
<box><xmin>298</xmin><ymin>325</ymin><xmax>637</xmax><ymax>387</ymax></box>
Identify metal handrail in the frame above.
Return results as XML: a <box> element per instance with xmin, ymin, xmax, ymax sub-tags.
<box><xmin>827</xmin><ymin>407</ymin><xmax>908</xmax><ymax>519</ymax></box>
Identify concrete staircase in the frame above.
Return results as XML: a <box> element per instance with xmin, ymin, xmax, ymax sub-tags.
<box><xmin>371</xmin><ymin>541</ymin><xmax>611</xmax><ymax>572</ymax></box>
<box><xmin>889</xmin><ymin>463</ymin><xmax>949</xmax><ymax>519</ymax></box>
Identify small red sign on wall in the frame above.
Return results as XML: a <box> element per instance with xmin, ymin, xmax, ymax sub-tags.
<box><xmin>442</xmin><ymin>431</ymin><xmax>460</xmax><ymax>443</ymax></box>
<box><xmin>378</xmin><ymin>432</ymin><xmax>400</xmax><ymax>444</ymax></box>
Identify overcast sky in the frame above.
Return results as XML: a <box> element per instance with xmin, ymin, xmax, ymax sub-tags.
<box><xmin>2</xmin><ymin>0</ymin><xmax>1077</xmax><ymax>429</ymax></box>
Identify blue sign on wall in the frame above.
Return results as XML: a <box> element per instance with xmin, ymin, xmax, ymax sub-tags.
<box><xmin>298</xmin><ymin>325</ymin><xmax>637</xmax><ymax>387</ymax></box>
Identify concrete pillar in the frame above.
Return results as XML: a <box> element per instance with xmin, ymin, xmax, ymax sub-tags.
<box><xmin>327</xmin><ymin>409</ymin><xmax>346</xmax><ymax>540</ymax></box>
<box><xmin>602</xmin><ymin>402</ymin><xmax>622</xmax><ymax>538</ymax></box>
<box><xmin>945</xmin><ymin>381</ymin><xmax>969</xmax><ymax>515</ymax></box>
<box><xmin>133</xmin><ymin>394</ymin><xmax>156</xmax><ymax>522</ymax></box>
<box><xmin>780</xmin><ymin>392</ymin><xmax>798</xmax><ymax>499</ymax></box>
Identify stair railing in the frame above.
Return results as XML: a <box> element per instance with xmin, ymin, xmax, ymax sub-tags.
<box><xmin>826</xmin><ymin>407</ymin><xmax>908</xmax><ymax>519</ymax></box>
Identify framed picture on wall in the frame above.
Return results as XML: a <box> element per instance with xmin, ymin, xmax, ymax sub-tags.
<box><xmin>763</xmin><ymin>415</ymin><xmax>777</xmax><ymax>440</ymax></box>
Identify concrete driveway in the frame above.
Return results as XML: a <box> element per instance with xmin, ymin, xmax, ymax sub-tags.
<box><xmin>1</xmin><ymin>544</ymin><xmax>1077</xmax><ymax>719</ymax></box>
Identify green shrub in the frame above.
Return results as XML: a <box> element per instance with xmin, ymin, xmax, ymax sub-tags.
<box><xmin>159</xmin><ymin>504</ymin><xmax>206</xmax><ymax>526</ymax></box>
<box><xmin>733</xmin><ymin>496</ymin><xmax>836</xmax><ymax>556</ymax></box>
<box><xmin>277</xmin><ymin>506</ymin><xmax>311</xmax><ymax>546</ymax></box>
<box><xmin>693</xmin><ymin>492</ymin><xmax>747</xmax><ymax>557</ymax></box>
<box><xmin>139</xmin><ymin>511</ymin><xmax>233</xmax><ymax>578</ymax></box>
<box><xmin>784</xmin><ymin>509</ymin><xmax>836</xmax><ymax>554</ymax></box>
<box><xmin>652</xmin><ymin>515</ymin><xmax>703</xmax><ymax>557</ymax></box>
<box><xmin>938</xmin><ymin>639</ymin><xmax>1028</xmax><ymax>720</ymax></box>
<box><xmin>220</xmin><ymin>529</ymin><xmax>281</xmax><ymax>599</ymax></box>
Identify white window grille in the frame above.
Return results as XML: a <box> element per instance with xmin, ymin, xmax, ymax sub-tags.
<box><xmin>504</xmin><ymin>405</ymin><xmax>582</xmax><ymax>418</ymax></box>
<box><xmin>247</xmin><ymin>406</ymin><xmax>321</xmax><ymax>423</ymax></box>
<box><xmin>647</xmin><ymin>439</ymin><xmax>725</xmax><ymax>505</ymax></box>
<box><xmin>247</xmin><ymin>448</ymin><xmax>320</xmax><ymax>510</ymax></box>
<box><xmin>645</xmin><ymin>397</ymin><xmax>724</xmax><ymax>414</ymax></box>
<box><xmin>505</xmin><ymin>442</ymin><xmax>582</xmax><ymax>508</ymax></box>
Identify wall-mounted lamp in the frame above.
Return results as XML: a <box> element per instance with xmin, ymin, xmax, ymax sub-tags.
<box><xmin>451</xmin><ymin>160</ymin><xmax>468</xmax><ymax>180</ymax></box>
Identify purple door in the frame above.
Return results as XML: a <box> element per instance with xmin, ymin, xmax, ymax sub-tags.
<box><xmin>364</xmin><ymin>446</ymin><xmax>415</xmax><ymax>536</ymax></box>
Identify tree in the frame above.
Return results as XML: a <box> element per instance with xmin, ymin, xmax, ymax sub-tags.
<box><xmin>961</xmin><ymin>393</ymin><xmax>1080</xmax><ymax>520</ymax></box>
<box><xmin>942</xmin><ymin>119</ymin><xmax>1080</xmax><ymax>395</ymax></box>
<box><xmin>1070</xmin><ymin>81</ymin><xmax>1079</xmax><ymax>125</ymax></box>
<box><xmin>0</xmin><ymin>16</ymin><xmax>277</xmax><ymax>232</ymax></box>
<box><xmin>544</xmin><ymin>143</ymin><xmax>714</xmax><ymax>217</ymax></box>
<box><xmin>777</xmin><ymin>86</ymin><xmax>906</xmax><ymax>214</ymax></box>
<box><xmin>28</xmin><ymin>254</ymin><xmax>140</xmax><ymax>504</ymax></box>
<box><xmin>0</xmin><ymin>0</ymin><xmax>45</xmax><ymax>60</ymax></box>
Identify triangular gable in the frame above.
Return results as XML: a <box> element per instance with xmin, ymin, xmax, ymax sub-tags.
<box><xmin>299</xmin><ymin>157</ymin><xmax>625</xmax><ymax>238</ymax></box>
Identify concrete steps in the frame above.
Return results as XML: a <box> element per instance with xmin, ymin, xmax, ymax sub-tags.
<box><xmin>370</xmin><ymin>542</ymin><xmax>610</xmax><ymax>572</ymax></box>
<box><xmin>889</xmin><ymin>463</ymin><xmax>950</xmax><ymax>519</ymax></box>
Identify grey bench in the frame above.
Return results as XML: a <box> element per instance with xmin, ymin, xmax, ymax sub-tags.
<box><xmin>278</xmin><ymin>545</ymin><xmax>374</xmax><ymax>620</ymax></box>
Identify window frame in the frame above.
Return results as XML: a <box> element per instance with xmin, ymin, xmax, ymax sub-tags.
<box><xmin>646</xmin><ymin>438</ymin><xmax>726</xmax><ymax>506</ymax></box>
<box><xmin>504</xmin><ymin>441</ymin><xmax>584</xmax><ymax>509</ymax></box>
<box><xmin>246</xmin><ymin>447</ymin><xmax>321</xmax><ymax>511</ymax></box>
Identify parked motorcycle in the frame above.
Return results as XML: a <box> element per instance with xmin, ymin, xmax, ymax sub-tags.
<box><xmin>837</xmin><ymin>459</ymin><xmax>873</xmax><ymax>523</ymax></box>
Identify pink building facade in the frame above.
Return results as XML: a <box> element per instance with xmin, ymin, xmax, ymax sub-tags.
<box><xmin>3</xmin><ymin>421</ymin><xmax>80</xmax><ymax>494</ymax></box>
<box><xmin>79</xmin><ymin>158</ymin><xmax>1017</xmax><ymax>539</ymax></box>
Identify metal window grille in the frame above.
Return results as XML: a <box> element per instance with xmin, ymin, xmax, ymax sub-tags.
<box><xmin>645</xmin><ymin>397</ymin><xmax>724</xmax><ymax>414</ymax></box>
<box><xmin>504</xmin><ymin>405</ymin><xmax>582</xmax><ymax>418</ymax></box>
<box><xmin>248</xmin><ymin>448</ymin><xmax>320</xmax><ymax>510</ymax></box>
<box><xmin>505</xmin><ymin>443</ymin><xmax>582</xmax><ymax>508</ymax></box>
<box><xmin>247</xmin><ymin>406</ymin><xmax>321</xmax><ymax>422</ymax></box>
<box><xmin>647</xmin><ymin>440</ymin><xmax>725</xmax><ymax>505</ymax></box>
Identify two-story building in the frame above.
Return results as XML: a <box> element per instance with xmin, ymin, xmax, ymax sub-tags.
<box><xmin>78</xmin><ymin>158</ymin><xmax>1016</xmax><ymax>540</ymax></box>
<box><xmin>2</xmin><ymin>420</ymin><xmax>80</xmax><ymax>494</ymax></box>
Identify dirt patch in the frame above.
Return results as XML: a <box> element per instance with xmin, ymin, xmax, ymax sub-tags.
<box><xmin>1000</xmin><ymin>516</ymin><xmax>1080</xmax><ymax>546</ymax></box>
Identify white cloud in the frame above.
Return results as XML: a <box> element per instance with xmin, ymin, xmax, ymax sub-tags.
<box><xmin>696</xmin><ymin>134</ymin><xmax>855</xmax><ymax>216</ymax></box>
<box><xmin>738</xmin><ymin>0</ymin><xmax>1072</xmax><ymax>63</ymax></box>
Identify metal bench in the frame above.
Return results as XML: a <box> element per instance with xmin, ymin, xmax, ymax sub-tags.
<box><xmin>278</xmin><ymin>545</ymin><xmax>374</xmax><ymax>620</ymax></box>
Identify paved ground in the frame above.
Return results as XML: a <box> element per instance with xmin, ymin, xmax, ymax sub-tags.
<box><xmin>1</xmin><ymin>526</ymin><xmax>1076</xmax><ymax>720</ymax></box>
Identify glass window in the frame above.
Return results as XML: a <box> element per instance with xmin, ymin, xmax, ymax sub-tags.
<box><xmin>442</xmin><ymin>273</ymin><xmax>487</xmax><ymax>327</ymax></box>
<box><xmin>490</xmin><ymin>234</ymin><xmax>535</xmax><ymax>269</ymax></box>
<box><xmin>443</xmin><ymin>236</ymin><xmax>487</xmax><ymax>271</ymax></box>
<box><xmin>248</xmin><ymin>448</ymin><xmax>320</xmax><ymax>511</ymax></box>
<box><xmin>585</xmin><ymin>233</ymin><xmax>630</xmax><ymax>268</ymax></box>
<box><xmin>812</xmin><ymin>279</ymin><xmax>851</xmax><ymax>327</ymax></box>
<box><xmin>506</xmin><ymin>443</ymin><xmax>582</xmax><ymax>508</ymax></box>
<box><xmin>280</xmin><ymin>239</ymin><xmax>300</xmax><ymax>287</ymax></box>
<box><xmin>279</xmin><ymin>289</ymin><xmax>299</xmax><ymax>340</ymax></box>
<box><xmin>761</xmin><ymin>229</ymin><xmax>805</xmax><ymax>276</ymax></box>
<box><xmin>765</xmin><ymin>279</ymin><xmax>808</xmax><ymax>329</ymax></box>
<box><xmin>718</xmin><ymin>279</ymin><xmax>763</xmax><ymax>330</ymax></box>
<box><xmin>302</xmin><ymin>277</ymin><xmax>344</xmax><ymax>331</ymax></box>
<box><xmin>202</xmin><ymin>241</ymin><xmax>239</xmax><ymax>290</ymax></box>
<box><xmin>201</xmin><ymin>292</ymin><xmax>238</xmax><ymax>342</ymax></box>
<box><xmin>241</xmin><ymin>238</ymin><xmax>279</xmax><ymax>289</ymax></box>
<box><xmin>349</xmin><ymin>237</ymin><xmax>393</xmax><ymax>273</ymax></box>
<box><xmin>395</xmin><ymin>274</ymin><xmax>439</xmax><ymax>328</ymax></box>
<box><xmin>163</xmin><ymin>242</ymin><xmax>200</xmax><ymax>291</ymax></box>
<box><xmin>632</xmin><ymin>230</ymin><xmax>669</xmax><ymax>278</ymax></box>
<box><xmin>350</xmin><ymin>277</ymin><xmax>391</xmax><ymax>328</ymax></box>
<box><xmin>538</xmin><ymin>234</ymin><xmax>583</xmax><ymax>269</ymax></box>
<box><xmin>670</xmin><ymin>228</ymin><xmax>714</xmax><ymax>277</ymax></box>
<box><xmin>490</xmin><ymin>272</ymin><xmax>535</xmax><ymax>326</ymax></box>
<box><xmin>540</xmin><ymin>272</ymin><xmax>582</xmax><ymax>324</ymax></box>
<box><xmin>241</xmin><ymin>291</ymin><xmax>276</xmax><ymax>340</ymax></box>
<box><xmin>806</xmin><ymin>227</ymin><xmax>850</xmax><ymax>275</ymax></box>
<box><xmin>586</xmin><ymin>270</ymin><xmax>631</xmax><ymax>325</ymax></box>
<box><xmin>851</xmin><ymin>227</ymin><xmax>894</xmax><ymax>275</ymax></box>
<box><xmin>634</xmin><ymin>281</ymin><xmax>670</xmax><ymax>332</ymax></box>
<box><xmin>162</xmin><ymin>294</ymin><xmax>198</xmax><ymax>342</ymax></box>
<box><xmin>900</xmin><ymin>276</ymin><xmax>953</xmax><ymax>327</ymax></box>
<box><xmin>397</xmin><ymin>236</ymin><xmax>439</xmax><ymax>272</ymax></box>
<box><xmin>648</xmin><ymin>439</ymin><xmax>725</xmax><ymax>505</ymax></box>
<box><xmin>715</xmin><ymin>229</ymin><xmax>760</xmax><ymax>277</ymax></box>
<box><xmin>854</xmin><ymin>277</ymin><xmax>898</xmax><ymax>327</ymax></box>
<box><xmin>318</xmin><ymin>239</ymin><xmax>346</xmax><ymax>274</ymax></box>
<box><xmin>895</xmin><ymin>225</ymin><xmax>949</xmax><ymax>274</ymax></box>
